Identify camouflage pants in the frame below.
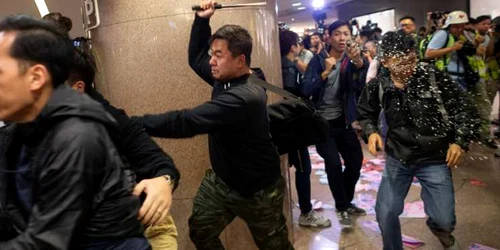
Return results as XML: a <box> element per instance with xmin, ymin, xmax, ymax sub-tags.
<box><xmin>189</xmin><ymin>170</ymin><xmax>293</xmax><ymax>250</ymax></box>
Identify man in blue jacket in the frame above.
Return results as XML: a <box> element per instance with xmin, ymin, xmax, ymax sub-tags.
<box><xmin>301</xmin><ymin>20</ymin><xmax>368</xmax><ymax>228</ymax></box>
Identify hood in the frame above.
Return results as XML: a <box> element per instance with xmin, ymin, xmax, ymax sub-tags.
<box><xmin>34</xmin><ymin>84</ymin><xmax>117</xmax><ymax>131</ymax></box>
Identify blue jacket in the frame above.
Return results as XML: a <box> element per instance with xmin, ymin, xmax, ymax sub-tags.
<box><xmin>301</xmin><ymin>48</ymin><xmax>368</xmax><ymax>123</ymax></box>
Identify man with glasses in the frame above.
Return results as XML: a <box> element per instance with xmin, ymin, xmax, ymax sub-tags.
<box><xmin>358</xmin><ymin>30</ymin><xmax>479</xmax><ymax>250</ymax></box>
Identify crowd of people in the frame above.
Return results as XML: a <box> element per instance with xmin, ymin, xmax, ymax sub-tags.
<box><xmin>0</xmin><ymin>0</ymin><xmax>499</xmax><ymax>249</ymax></box>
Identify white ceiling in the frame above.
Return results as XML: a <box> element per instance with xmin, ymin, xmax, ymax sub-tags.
<box><xmin>277</xmin><ymin>0</ymin><xmax>352</xmax><ymax>35</ymax></box>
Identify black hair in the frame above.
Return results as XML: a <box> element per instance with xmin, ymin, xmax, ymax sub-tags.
<box><xmin>378</xmin><ymin>30</ymin><xmax>415</xmax><ymax>58</ymax></box>
<box><xmin>399</xmin><ymin>16</ymin><xmax>416</xmax><ymax>23</ymax></box>
<box><xmin>311</xmin><ymin>32</ymin><xmax>322</xmax><ymax>38</ymax></box>
<box><xmin>360</xmin><ymin>30</ymin><xmax>373</xmax><ymax>38</ymax></box>
<box><xmin>373</xmin><ymin>27</ymin><xmax>383</xmax><ymax>33</ymax></box>
<box><xmin>42</xmin><ymin>12</ymin><xmax>72</xmax><ymax>33</ymax></box>
<box><xmin>279</xmin><ymin>30</ymin><xmax>299</xmax><ymax>57</ymax></box>
<box><xmin>67</xmin><ymin>47</ymin><xmax>97</xmax><ymax>93</ymax></box>
<box><xmin>210</xmin><ymin>25</ymin><xmax>253</xmax><ymax>66</ymax></box>
<box><xmin>303</xmin><ymin>35</ymin><xmax>312</xmax><ymax>49</ymax></box>
<box><xmin>328</xmin><ymin>20</ymin><xmax>352</xmax><ymax>36</ymax></box>
<box><xmin>418</xmin><ymin>26</ymin><xmax>426</xmax><ymax>32</ymax></box>
<box><xmin>468</xmin><ymin>17</ymin><xmax>477</xmax><ymax>25</ymax></box>
<box><xmin>0</xmin><ymin>15</ymin><xmax>75</xmax><ymax>87</ymax></box>
<box><xmin>475</xmin><ymin>15</ymin><xmax>491</xmax><ymax>24</ymax></box>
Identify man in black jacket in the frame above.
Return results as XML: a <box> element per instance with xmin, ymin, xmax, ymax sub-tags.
<box><xmin>66</xmin><ymin>47</ymin><xmax>180</xmax><ymax>248</ymax></box>
<box><xmin>358</xmin><ymin>30</ymin><xmax>479</xmax><ymax>250</ymax></box>
<box><xmin>0</xmin><ymin>15</ymin><xmax>149</xmax><ymax>249</ymax></box>
<box><xmin>132</xmin><ymin>0</ymin><xmax>293</xmax><ymax>249</ymax></box>
<box><xmin>279</xmin><ymin>29</ymin><xmax>331</xmax><ymax>228</ymax></box>
<box><xmin>301</xmin><ymin>20</ymin><xmax>368</xmax><ymax>228</ymax></box>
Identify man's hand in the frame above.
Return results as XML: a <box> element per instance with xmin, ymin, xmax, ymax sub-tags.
<box><xmin>446</xmin><ymin>143</ymin><xmax>464</xmax><ymax>168</ymax></box>
<box><xmin>196</xmin><ymin>0</ymin><xmax>216</xmax><ymax>19</ymax></box>
<box><xmin>347</xmin><ymin>43</ymin><xmax>363</xmax><ymax>67</ymax></box>
<box><xmin>368</xmin><ymin>133</ymin><xmax>383</xmax><ymax>156</ymax></box>
<box><xmin>133</xmin><ymin>176</ymin><xmax>173</xmax><ymax>227</ymax></box>
<box><xmin>451</xmin><ymin>41</ymin><xmax>464</xmax><ymax>51</ymax></box>
<box><xmin>325</xmin><ymin>57</ymin><xmax>337</xmax><ymax>71</ymax></box>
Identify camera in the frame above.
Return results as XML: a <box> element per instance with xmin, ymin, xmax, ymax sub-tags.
<box><xmin>350</xmin><ymin>19</ymin><xmax>358</xmax><ymax>26</ymax></box>
<box><xmin>430</xmin><ymin>11</ymin><xmax>445</xmax><ymax>20</ymax></box>
<box><xmin>361</xmin><ymin>20</ymin><xmax>378</xmax><ymax>33</ymax></box>
<box><xmin>461</xmin><ymin>41</ymin><xmax>477</xmax><ymax>56</ymax></box>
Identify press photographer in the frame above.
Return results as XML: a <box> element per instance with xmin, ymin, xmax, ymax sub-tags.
<box><xmin>425</xmin><ymin>11</ymin><xmax>479</xmax><ymax>91</ymax></box>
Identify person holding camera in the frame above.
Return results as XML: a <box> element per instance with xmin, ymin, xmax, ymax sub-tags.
<box><xmin>426</xmin><ymin>11</ymin><xmax>495</xmax><ymax>148</ymax></box>
<box><xmin>301</xmin><ymin>20</ymin><xmax>368</xmax><ymax>228</ymax></box>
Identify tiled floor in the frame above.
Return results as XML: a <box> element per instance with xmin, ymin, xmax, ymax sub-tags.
<box><xmin>290</xmin><ymin>143</ymin><xmax>500</xmax><ymax>250</ymax></box>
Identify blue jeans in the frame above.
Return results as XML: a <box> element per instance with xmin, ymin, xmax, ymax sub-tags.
<box><xmin>376</xmin><ymin>156</ymin><xmax>456</xmax><ymax>250</ymax></box>
<box><xmin>288</xmin><ymin>147</ymin><xmax>313</xmax><ymax>214</ymax></box>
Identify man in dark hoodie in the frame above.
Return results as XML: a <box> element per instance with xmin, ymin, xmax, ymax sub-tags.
<box><xmin>0</xmin><ymin>15</ymin><xmax>149</xmax><ymax>249</ymax></box>
<box><xmin>279</xmin><ymin>29</ymin><xmax>331</xmax><ymax>228</ymax></box>
<box><xmin>301</xmin><ymin>20</ymin><xmax>368</xmax><ymax>228</ymax></box>
<box><xmin>132</xmin><ymin>0</ymin><xmax>293</xmax><ymax>249</ymax></box>
<box><xmin>66</xmin><ymin>46</ymin><xmax>180</xmax><ymax>249</ymax></box>
<box><xmin>358</xmin><ymin>30</ymin><xmax>479</xmax><ymax>250</ymax></box>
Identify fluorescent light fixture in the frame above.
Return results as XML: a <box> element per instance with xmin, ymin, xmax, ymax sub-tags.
<box><xmin>312</xmin><ymin>0</ymin><xmax>325</xmax><ymax>9</ymax></box>
<box><xmin>292</xmin><ymin>2</ymin><xmax>302</xmax><ymax>6</ymax></box>
<box><xmin>291</xmin><ymin>18</ymin><xmax>295</xmax><ymax>21</ymax></box>
<box><xmin>297</xmin><ymin>6</ymin><xmax>306</xmax><ymax>10</ymax></box>
<box><xmin>34</xmin><ymin>0</ymin><xmax>50</xmax><ymax>17</ymax></box>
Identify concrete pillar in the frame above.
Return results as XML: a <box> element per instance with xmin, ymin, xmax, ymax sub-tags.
<box><xmin>90</xmin><ymin>0</ymin><xmax>292</xmax><ymax>249</ymax></box>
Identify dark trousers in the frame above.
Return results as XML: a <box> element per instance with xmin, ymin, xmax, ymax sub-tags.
<box><xmin>81</xmin><ymin>237</ymin><xmax>151</xmax><ymax>250</ymax></box>
<box><xmin>288</xmin><ymin>146</ymin><xmax>312</xmax><ymax>214</ymax></box>
<box><xmin>189</xmin><ymin>170</ymin><xmax>293</xmax><ymax>250</ymax></box>
<box><xmin>315</xmin><ymin>121</ymin><xmax>363</xmax><ymax>211</ymax></box>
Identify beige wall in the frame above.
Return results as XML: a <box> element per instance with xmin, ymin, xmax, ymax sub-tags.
<box><xmin>90</xmin><ymin>0</ymin><xmax>292</xmax><ymax>249</ymax></box>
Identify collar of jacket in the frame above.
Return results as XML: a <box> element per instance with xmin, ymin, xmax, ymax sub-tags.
<box><xmin>222</xmin><ymin>73</ymin><xmax>251</xmax><ymax>89</ymax></box>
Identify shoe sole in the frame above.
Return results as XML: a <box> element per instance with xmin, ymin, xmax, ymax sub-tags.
<box><xmin>298</xmin><ymin>222</ymin><xmax>332</xmax><ymax>228</ymax></box>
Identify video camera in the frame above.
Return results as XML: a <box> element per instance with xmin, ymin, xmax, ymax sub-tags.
<box><xmin>430</xmin><ymin>11</ymin><xmax>446</xmax><ymax>20</ymax></box>
<box><xmin>313</xmin><ymin>10</ymin><xmax>327</xmax><ymax>35</ymax></box>
<box><xmin>362</xmin><ymin>20</ymin><xmax>378</xmax><ymax>32</ymax></box>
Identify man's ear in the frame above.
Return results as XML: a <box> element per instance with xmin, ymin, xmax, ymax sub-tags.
<box><xmin>73</xmin><ymin>80</ymin><xmax>86</xmax><ymax>93</ymax></box>
<box><xmin>238</xmin><ymin>54</ymin><xmax>247</xmax><ymax>67</ymax></box>
<box><xmin>380</xmin><ymin>58</ymin><xmax>389</xmax><ymax>68</ymax></box>
<box><xmin>27</xmin><ymin>64</ymin><xmax>50</xmax><ymax>91</ymax></box>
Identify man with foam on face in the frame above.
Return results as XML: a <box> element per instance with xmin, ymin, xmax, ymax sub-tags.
<box><xmin>131</xmin><ymin>0</ymin><xmax>293</xmax><ymax>249</ymax></box>
<box><xmin>358</xmin><ymin>30</ymin><xmax>480</xmax><ymax>250</ymax></box>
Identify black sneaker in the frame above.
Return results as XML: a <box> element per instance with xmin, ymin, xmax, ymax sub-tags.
<box><xmin>346</xmin><ymin>204</ymin><xmax>367</xmax><ymax>216</ymax></box>
<box><xmin>337</xmin><ymin>211</ymin><xmax>352</xmax><ymax>228</ymax></box>
<box><xmin>482</xmin><ymin>139</ymin><xmax>498</xmax><ymax>149</ymax></box>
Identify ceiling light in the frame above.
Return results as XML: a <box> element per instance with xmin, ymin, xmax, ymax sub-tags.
<box><xmin>292</xmin><ymin>3</ymin><xmax>302</xmax><ymax>6</ymax></box>
<box><xmin>297</xmin><ymin>6</ymin><xmax>306</xmax><ymax>10</ymax></box>
<box><xmin>291</xmin><ymin>18</ymin><xmax>295</xmax><ymax>21</ymax></box>
<box><xmin>34</xmin><ymin>0</ymin><xmax>50</xmax><ymax>17</ymax></box>
<box><xmin>312</xmin><ymin>0</ymin><xmax>325</xmax><ymax>9</ymax></box>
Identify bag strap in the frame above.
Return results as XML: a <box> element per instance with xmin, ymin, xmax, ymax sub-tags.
<box><xmin>250</xmin><ymin>76</ymin><xmax>300</xmax><ymax>100</ymax></box>
<box><xmin>428</xmin><ymin>67</ymin><xmax>450</xmax><ymax>124</ymax></box>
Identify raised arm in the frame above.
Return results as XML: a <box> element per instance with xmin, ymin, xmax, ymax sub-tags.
<box><xmin>188</xmin><ymin>1</ymin><xmax>217</xmax><ymax>86</ymax></box>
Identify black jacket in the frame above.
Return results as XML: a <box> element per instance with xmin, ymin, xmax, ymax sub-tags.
<box><xmin>281</xmin><ymin>57</ymin><xmax>302</xmax><ymax>97</ymax></box>
<box><xmin>134</xmin><ymin>15</ymin><xmax>281</xmax><ymax>196</ymax></box>
<box><xmin>87</xmin><ymin>88</ymin><xmax>179</xmax><ymax>188</ymax></box>
<box><xmin>357</xmin><ymin>64</ymin><xmax>480</xmax><ymax>164</ymax></box>
<box><xmin>0</xmin><ymin>85</ymin><xmax>144</xmax><ymax>249</ymax></box>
